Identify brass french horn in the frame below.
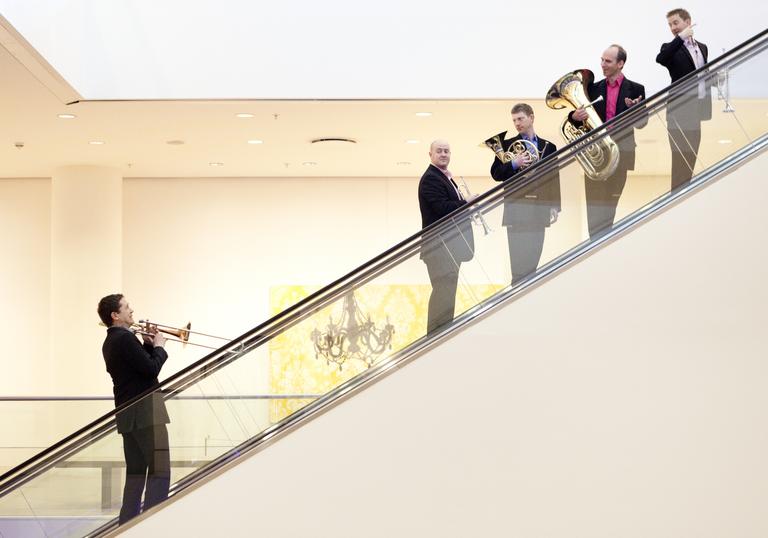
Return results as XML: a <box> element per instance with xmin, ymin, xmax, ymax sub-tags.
<box><xmin>546</xmin><ymin>69</ymin><xmax>620</xmax><ymax>181</ymax></box>
<box><xmin>483</xmin><ymin>131</ymin><xmax>542</xmax><ymax>165</ymax></box>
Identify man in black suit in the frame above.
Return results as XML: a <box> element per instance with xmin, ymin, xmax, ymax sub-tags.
<box><xmin>418</xmin><ymin>140</ymin><xmax>475</xmax><ymax>334</ymax></box>
<box><xmin>490</xmin><ymin>103</ymin><xmax>561</xmax><ymax>282</ymax></box>
<box><xmin>98</xmin><ymin>294</ymin><xmax>170</xmax><ymax>524</ymax></box>
<box><xmin>656</xmin><ymin>8</ymin><xmax>711</xmax><ymax>192</ymax></box>
<box><xmin>571</xmin><ymin>44</ymin><xmax>646</xmax><ymax>239</ymax></box>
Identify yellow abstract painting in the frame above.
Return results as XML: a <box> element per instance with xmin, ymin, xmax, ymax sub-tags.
<box><xmin>268</xmin><ymin>283</ymin><xmax>502</xmax><ymax>422</ymax></box>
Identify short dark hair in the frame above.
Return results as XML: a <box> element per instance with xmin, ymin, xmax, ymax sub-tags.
<box><xmin>666</xmin><ymin>8</ymin><xmax>691</xmax><ymax>21</ymax></box>
<box><xmin>511</xmin><ymin>103</ymin><xmax>534</xmax><ymax>117</ymax></box>
<box><xmin>98</xmin><ymin>294</ymin><xmax>124</xmax><ymax>327</ymax></box>
<box><xmin>611</xmin><ymin>44</ymin><xmax>627</xmax><ymax>64</ymax></box>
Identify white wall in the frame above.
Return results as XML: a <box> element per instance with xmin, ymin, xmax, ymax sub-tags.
<box><xmin>0</xmin><ymin>179</ymin><xmax>51</xmax><ymax>393</ymax></box>
<box><xmin>123</xmin><ymin>149</ymin><xmax>768</xmax><ymax>537</ymax></box>
<box><xmin>1</xmin><ymin>0</ymin><xmax>766</xmax><ymax>99</ymax></box>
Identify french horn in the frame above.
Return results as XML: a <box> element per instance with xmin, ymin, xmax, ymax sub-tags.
<box><xmin>483</xmin><ymin>131</ymin><xmax>542</xmax><ymax>166</ymax></box>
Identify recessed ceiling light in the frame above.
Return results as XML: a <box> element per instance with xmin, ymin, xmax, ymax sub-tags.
<box><xmin>57</xmin><ymin>113</ymin><xmax>77</xmax><ymax>119</ymax></box>
<box><xmin>717</xmin><ymin>139</ymin><xmax>733</xmax><ymax>144</ymax></box>
<box><xmin>247</xmin><ymin>139</ymin><xmax>264</xmax><ymax>145</ymax></box>
<box><xmin>236</xmin><ymin>113</ymin><xmax>254</xmax><ymax>118</ymax></box>
<box><xmin>209</xmin><ymin>162</ymin><xmax>224</xmax><ymax>167</ymax></box>
<box><xmin>415</xmin><ymin>112</ymin><xmax>432</xmax><ymax>117</ymax></box>
<box><xmin>166</xmin><ymin>140</ymin><xmax>185</xmax><ymax>145</ymax></box>
<box><xmin>302</xmin><ymin>161</ymin><xmax>318</xmax><ymax>166</ymax></box>
<box><xmin>310</xmin><ymin>138</ymin><xmax>357</xmax><ymax>145</ymax></box>
<box><xmin>406</xmin><ymin>139</ymin><xmax>420</xmax><ymax>144</ymax></box>
<box><xmin>89</xmin><ymin>140</ymin><xmax>105</xmax><ymax>145</ymax></box>
<box><xmin>396</xmin><ymin>161</ymin><xmax>412</xmax><ymax>166</ymax></box>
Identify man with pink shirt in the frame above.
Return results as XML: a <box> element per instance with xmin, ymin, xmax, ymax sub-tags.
<box><xmin>656</xmin><ymin>8</ymin><xmax>711</xmax><ymax>192</ymax></box>
<box><xmin>570</xmin><ymin>44</ymin><xmax>646</xmax><ymax>239</ymax></box>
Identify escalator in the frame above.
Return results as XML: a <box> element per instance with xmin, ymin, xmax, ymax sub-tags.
<box><xmin>1</xmin><ymin>29</ymin><xmax>766</xmax><ymax>538</ymax></box>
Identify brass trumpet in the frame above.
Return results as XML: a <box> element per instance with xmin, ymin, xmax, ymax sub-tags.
<box><xmin>458</xmin><ymin>176</ymin><xmax>492</xmax><ymax>236</ymax></box>
<box><xmin>546</xmin><ymin>69</ymin><xmax>620</xmax><ymax>181</ymax></box>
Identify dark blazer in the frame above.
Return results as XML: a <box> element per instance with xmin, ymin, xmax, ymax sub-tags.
<box><xmin>418</xmin><ymin>164</ymin><xmax>474</xmax><ymax>262</ymax></box>
<box><xmin>490</xmin><ymin>133</ymin><xmax>561</xmax><ymax>228</ymax></box>
<box><xmin>656</xmin><ymin>36</ymin><xmax>712</xmax><ymax>120</ymax></box>
<box><xmin>570</xmin><ymin>75</ymin><xmax>647</xmax><ymax>170</ymax></box>
<box><xmin>103</xmin><ymin>326</ymin><xmax>170</xmax><ymax>433</ymax></box>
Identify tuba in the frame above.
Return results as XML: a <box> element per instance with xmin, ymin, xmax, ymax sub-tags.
<box><xmin>483</xmin><ymin>131</ymin><xmax>542</xmax><ymax>166</ymax></box>
<box><xmin>546</xmin><ymin>69</ymin><xmax>619</xmax><ymax>181</ymax></box>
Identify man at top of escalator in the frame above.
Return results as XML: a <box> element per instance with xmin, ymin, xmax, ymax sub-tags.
<box><xmin>656</xmin><ymin>8</ymin><xmax>711</xmax><ymax>192</ymax></box>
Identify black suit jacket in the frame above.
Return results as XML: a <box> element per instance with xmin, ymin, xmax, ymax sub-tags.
<box><xmin>418</xmin><ymin>164</ymin><xmax>474</xmax><ymax>262</ymax></box>
<box><xmin>103</xmin><ymin>326</ymin><xmax>170</xmax><ymax>433</ymax></box>
<box><xmin>656</xmin><ymin>36</ymin><xmax>712</xmax><ymax>120</ymax></box>
<box><xmin>490</xmin><ymin>133</ymin><xmax>561</xmax><ymax>228</ymax></box>
<box><xmin>571</xmin><ymin>76</ymin><xmax>647</xmax><ymax>170</ymax></box>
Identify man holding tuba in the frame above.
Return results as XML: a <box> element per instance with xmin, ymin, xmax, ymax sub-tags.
<box><xmin>489</xmin><ymin>103</ymin><xmax>561</xmax><ymax>283</ymax></box>
<box><xmin>570</xmin><ymin>44</ymin><xmax>646</xmax><ymax>239</ymax></box>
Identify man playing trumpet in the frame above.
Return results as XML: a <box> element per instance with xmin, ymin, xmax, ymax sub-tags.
<box><xmin>98</xmin><ymin>293</ymin><xmax>171</xmax><ymax>524</ymax></box>
<box><xmin>490</xmin><ymin>103</ymin><xmax>561</xmax><ymax>283</ymax></box>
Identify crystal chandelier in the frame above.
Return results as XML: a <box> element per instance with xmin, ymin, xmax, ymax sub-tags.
<box><xmin>310</xmin><ymin>291</ymin><xmax>395</xmax><ymax>371</ymax></box>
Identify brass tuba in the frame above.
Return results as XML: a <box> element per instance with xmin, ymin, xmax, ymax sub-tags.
<box><xmin>546</xmin><ymin>69</ymin><xmax>619</xmax><ymax>181</ymax></box>
<box><xmin>483</xmin><ymin>131</ymin><xmax>542</xmax><ymax>165</ymax></box>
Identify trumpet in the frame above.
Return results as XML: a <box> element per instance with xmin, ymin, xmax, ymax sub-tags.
<box><xmin>458</xmin><ymin>176</ymin><xmax>492</xmax><ymax>236</ymax></box>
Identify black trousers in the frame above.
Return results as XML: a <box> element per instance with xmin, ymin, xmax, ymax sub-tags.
<box><xmin>119</xmin><ymin>424</ymin><xmax>171</xmax><ymax>524</ymax></box>
<box><xmin>423</xmin><ymin>249</ymin><xmax>461</xmax><ymax>335</ymax></box>
<box><xmin>506</xmin><ymin>226</ymin><xmax>545</xmax><ymax>283</ymax></box>
<box><xmin>584</xmin><ymin>160</ymin><xmax>630</xmax><ymax>240</ymax></box>
<box><xmin>668</xmin><ymin>124</ymin><xmax>702</xmax><ymax>192</ymax></box>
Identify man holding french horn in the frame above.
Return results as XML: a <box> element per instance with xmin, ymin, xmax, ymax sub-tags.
<box><xmin>488</xmin><ymin>103</ymin><xmax>561</xmax><ymax>283</ymax></box>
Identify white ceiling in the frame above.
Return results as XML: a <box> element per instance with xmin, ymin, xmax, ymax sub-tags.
<box><xmin>0</xmin><ymin>21</ymin><xmax>765</xmax><ymax>179</ymax></box>
<box><xmin>1</xmin><ymin>1</ymin><xmax>766</xmax><ymax>100</ymax></box>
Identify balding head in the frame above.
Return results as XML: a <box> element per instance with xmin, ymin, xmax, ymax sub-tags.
<box><xmin>429</xmin><ymin>139</ymin><xmax>451</xmax><ymax>170</ymax></box>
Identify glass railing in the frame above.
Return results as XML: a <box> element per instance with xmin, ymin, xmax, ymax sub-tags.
<box><xmin>0</xmin><ymin>29</ymin><xmax>766</xmax><ymax>537</ymax></box>
<box><xmin>0</xmin><ymin>395</ymin><xmax>320</xmax><ymax>476</ymax></box>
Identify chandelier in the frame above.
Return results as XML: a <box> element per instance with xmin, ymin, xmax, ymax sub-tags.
<box><xmin>310</xmin><ymin>291</ymin><xmax>395</xmax><ymax>371</ymax></box>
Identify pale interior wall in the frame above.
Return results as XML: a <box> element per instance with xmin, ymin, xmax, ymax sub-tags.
<box><xmin>50</xmin><ymin>166</ymin><xmax>123</xmax><ymax>396</ymax></box>
<box><xmin>0</xmin><ymin>168</ymin><xmax>675</xmax><ymax>467</ymax></box>
<box><xmin>124</xmin><ymin>149</ymin><xmax>768</xmax><ymax>538</ymax></box>
<box><xmin>0</xmin><ymin>179</ymin><xmax>51</xmax><ymax>393</ymax></box>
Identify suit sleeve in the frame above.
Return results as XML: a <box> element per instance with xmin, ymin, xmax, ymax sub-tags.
<box><xmin>117</xmin><ymin>331</ymin><xmax>168</xmax><ymax>378</ymax></box>
<box><xmin>656</xmin><ymin>36</ymin><xmax>684</xmax><ymax>66</ymax></box>
<box><xmin>490</xmin><ymin>155</ymin><xmax>520</xmax><ymax>182</ymax></box>
<box><xmin>418</xmin><ymin>176</ymin><xmax>466</xmax><ymax>218</ymax></box>
<box><xmin>631</xmin><ymin>82</ymin><xmax>649</xmax><ymax>130</ymax></box>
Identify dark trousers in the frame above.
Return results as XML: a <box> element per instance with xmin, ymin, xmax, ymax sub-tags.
<box><xmin>506</xmin><ymin>226</ymin><xmax>545</xmax><ymax>283</ymax></box>
<box><xmin>668</xmin><ymin>125</ymin><xmax>702</xmax><ymax>192</ymax></box>
<box><xmin>119</xmin><ymin>425</ymin><xmax>171</xmax><ymax>524</ymax></box>
<box><xmin>423</xmin><ymin>249</ymin><xmax>461</xmax><ymax>335</ymax></box>
<box><xmin>584</xmin><ymin>161</ymin><xmax>630</xmax><ymax>240</ymax></box>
